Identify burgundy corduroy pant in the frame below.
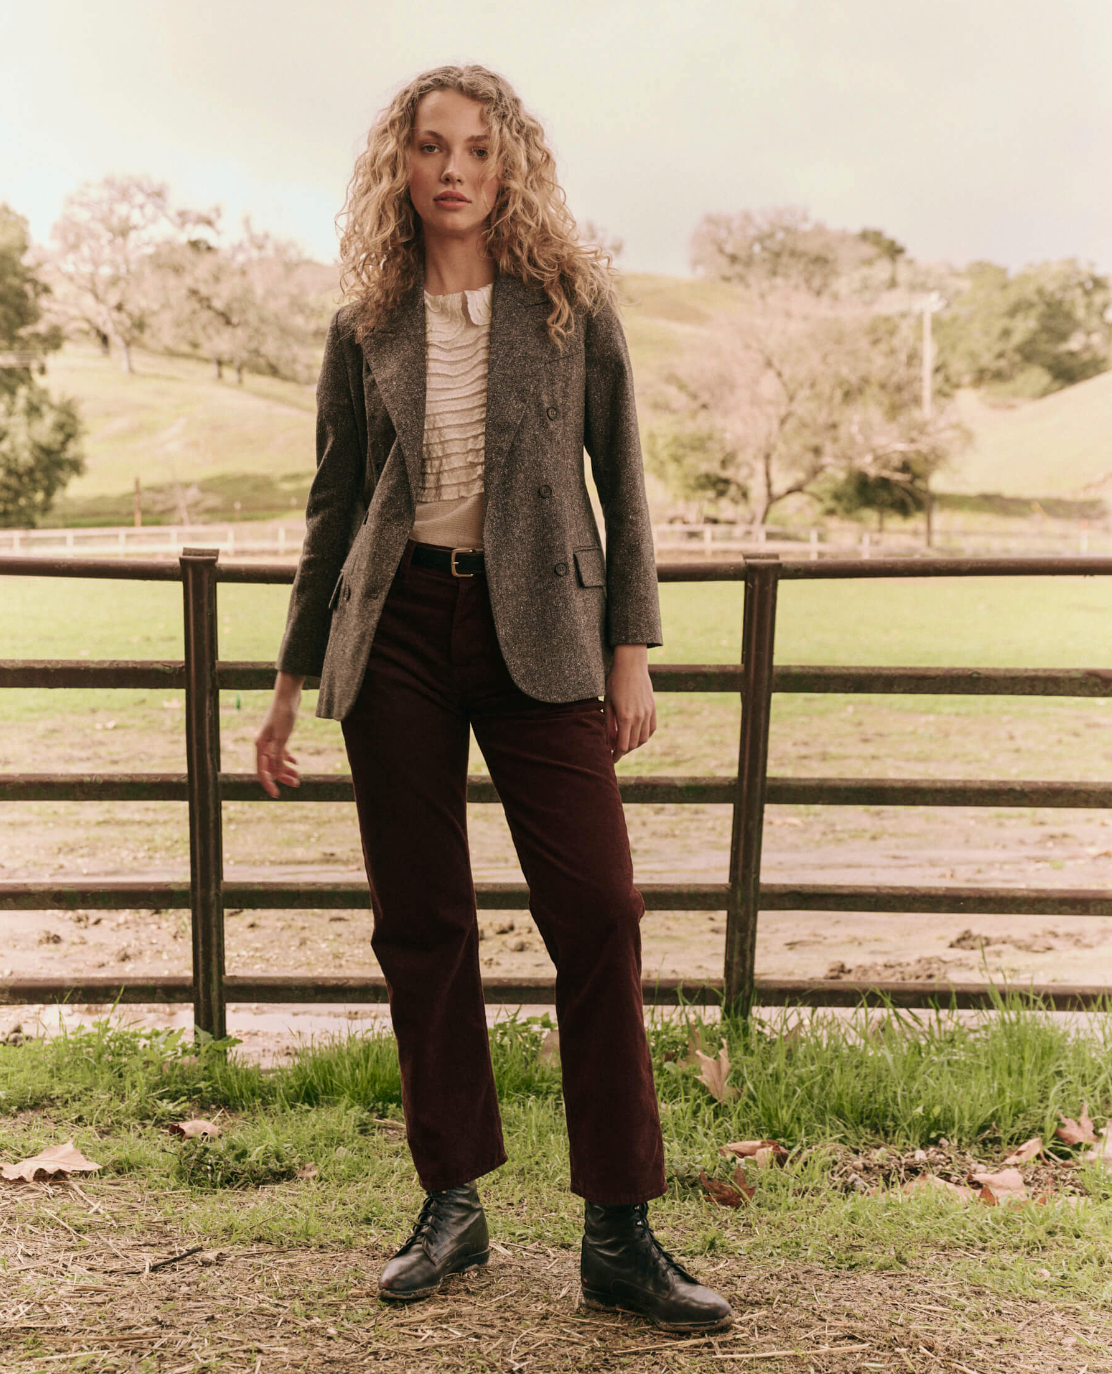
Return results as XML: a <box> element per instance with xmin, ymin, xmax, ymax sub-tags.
<box><xmin>340</xmin><ymin>541</ymin><xmax>667</xmax><ymax>1203</ymax></box>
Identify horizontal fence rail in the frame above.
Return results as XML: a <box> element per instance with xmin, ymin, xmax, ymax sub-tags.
<box><xmin>2</xmin><ymin>550</ymin><xmax>1112</xmax><ymax>1033</ymax></box>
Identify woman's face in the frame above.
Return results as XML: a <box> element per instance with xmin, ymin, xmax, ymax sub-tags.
<box><xmin>407</xmin><ymin>90</ymin><xmax>501</xmax><ymax>241</ymax></box>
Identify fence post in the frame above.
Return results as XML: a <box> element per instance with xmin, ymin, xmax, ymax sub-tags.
<box><xmin>181</xmin><ymin>547</ymin><xmax>226</xmax><ymax>1043</ymax></box>
<box><xmin>724</xmin><ymin>555</ymin><xmax>780</xmax><ymax>1018</ymax></box>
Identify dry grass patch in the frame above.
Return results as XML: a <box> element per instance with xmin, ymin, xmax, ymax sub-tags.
<box><xmin>3</xmin><ymin>1181</ymin><xmax>1111</xmax><ymax>1373</ymax></box>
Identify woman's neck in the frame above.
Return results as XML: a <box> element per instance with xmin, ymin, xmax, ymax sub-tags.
<box><xmin>422</xmin><ymin>236</ymin><xmax>496</xmax><ymax>296</ymax></box>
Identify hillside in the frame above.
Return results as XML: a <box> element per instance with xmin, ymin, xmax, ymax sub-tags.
<box><xmin>950</xmin><ymin>371</ymin><xmax>1112</xmax><ymax>499</ymax></box>
<box><xmin>44</xmin><ymin>345</ymin><xmax>318</xmax><ymax>524</ymax></box>
<box><xmin>35</xmin><ymin>272</ymin><xmax>1112</xmax><ymax>524</ymax></box>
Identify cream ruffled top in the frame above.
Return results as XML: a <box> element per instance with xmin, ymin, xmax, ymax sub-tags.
<box><xmin>410</xmin><ymin>283</ymin><xmax>492</xmax><ymax>549</ymax></box>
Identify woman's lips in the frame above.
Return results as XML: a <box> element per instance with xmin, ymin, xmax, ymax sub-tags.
<box><xmin>434</xmin><ymin>194</ymin><xmax>468</xmax><ymax>204</ymax></box>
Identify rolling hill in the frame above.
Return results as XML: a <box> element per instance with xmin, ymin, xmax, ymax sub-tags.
<box><xmin>36</xmin><ymin>271</ymin><xmax>1111</xmax><ymax>524</ymax></box>
<box><xmin>950</xmin><ymin>371</ymin><xmax>1112</xmax><ymax>499</ymax></box>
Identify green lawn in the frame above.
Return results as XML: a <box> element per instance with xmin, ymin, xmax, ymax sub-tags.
<box><xmin>3</xmin><ymin>574</ymin><xmax>1110</xmax><ymax>671</ymax></box>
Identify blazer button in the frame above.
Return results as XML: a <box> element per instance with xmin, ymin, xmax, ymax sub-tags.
<box><xmin>553</xmin><ymin>561</ymin><xmax>568</xmax><ymax>577</ymax></box>
<box><xmin>538</xmin><ymin>484</ymin><xmax>552</xmax><ymax>499</ymax></box>
<box><xmin>546</xmin><ymin>405</ymin><xmax>558</xmax><ymax>420</ymax></box>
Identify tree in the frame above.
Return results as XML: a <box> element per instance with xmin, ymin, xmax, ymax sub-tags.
<box><xmin>151</xmin><ymin>218</ymin><xmax>323</xmax><ymax>384</ymax></box>
<box><xmin>653</xmin><ymin>287</ymin><xmax>965</xmax><ymax>526</ymax></box>
<box><xmin>858</xmin><ymin>228</ymin><xmax>906</xmax><ymax>289</ymax></box>
<box><xmin>935</xmin><ymin>259</ymin><xmax>1111</xmax><ymax>396</ymax></box>
<box><xmin>47</xmin><ymin>175</ymin><xmax>210</xmax><ymax>374</ymax></box>
<box><xmin>821</xmin><ymin>461</ymin><xmax>932</xmax><ymax>531</ymax></box>
<box><xmin>691</xmin><ymin>207</ymin><xmax>898</xmax><ymax>301</ymax></box>
<box><xmin>0</xmin><ymin>384</ymin><xmax>83</xmax><ymax>527</ymax></box>
<box><xmin>0</xmin><ymin>205</ymin><xmax>83</xmax><ymax>527</ymax></box>
<box><xmin>645</xmin><ymin>419</ymin><xmax>745</xmax><ymax>523</ymax></box>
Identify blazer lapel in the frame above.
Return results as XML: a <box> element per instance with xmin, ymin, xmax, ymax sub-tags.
<box><xmin>362</xmin><ymin>270</ymin><xmax>426</xmax><ymax>502</ymax></box>
<box><xmin>484</xmin><ymin>272</ymin><xmax>554</xmax><ymax>486</ymax></box>
<box><xmin>361</xmin><ymin>266</ymin><xmax>555</xmax><ymax>502</ymax></box>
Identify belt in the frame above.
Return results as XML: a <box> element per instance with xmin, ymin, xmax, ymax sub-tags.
<box><xmin>411</xmin><ymin>543</ymin><xmax>486</xmax><ymax>577</ymax></box>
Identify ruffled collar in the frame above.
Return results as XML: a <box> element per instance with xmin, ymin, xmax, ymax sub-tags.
<box><xmin>423</xmin><ymin>281</ymin><xmax>493</xmax><ymax>327</ymax></box>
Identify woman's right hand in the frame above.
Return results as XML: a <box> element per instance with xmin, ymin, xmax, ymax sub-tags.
<box><xmin>255</xmin><ymin>673</ymin><xmax>305</xmax><ymax>798</ymax></box>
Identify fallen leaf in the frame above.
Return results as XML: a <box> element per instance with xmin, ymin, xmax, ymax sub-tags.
<box><xmin>700</xmin><ymin>1166</ymin><xmax>753</xmax><ymax>1208</ymax></box>
<box><xmin>168</xmin><ymin>1118</ymin><xmax>221</xmax><ymax>1139</ymax></box>
<box><xmin>1056</xmin><ymin>1104</ymin><xmax>1098</xmax><ymax>1146</ymax></box>
<box><xmin>538</xmin><ymin>1029</ymin><xmax>560</xmax><ymax>1066</ymax></box>
<box><xmin>1</xmin><ymin>1140</ymin><xmax>101</xmax><ymax>1183</ymax></box>
<box><xmin>900</xmin><ymin>1174</ymin><xmax>975</xmax><ymax>1201</ymax></box>
<box><xmin>1083</xmin><ymin>1124</ymin><xmax>1112</xmax><ymax>1171</ymax></box>
<box><xmin>694</xmin><ymin>1047</ymin><xmax>737</xmax><ymax>1102</ymax></box>
<box><xmin>1002</xmin><ymin>1136</ymin><xmax>1043</xmax><ymax>1166</ymax></box>
<box><xmin>719</xmin><ymin>1139</ymin><xmax>788</xmax><ymax>1168</ymax></box>
<box><xmin>680</xmin><ymin>1023</ymin><xmax>711</xmax><ymax>1067</ymax></box>
<box><xmin>196</xmin><ymin>1250</ymin><xmax>224</xmax><ymax>1265</ymax></box>
<box><xmin>970</xmin><ymin>1167</ymin><xmax>1028</xmax><ymax>1205</ymax></box>
<box><xmin>295</xmin><ymin>1163</ymin><xmax>318</xmax><ymax>1181</ymax></box>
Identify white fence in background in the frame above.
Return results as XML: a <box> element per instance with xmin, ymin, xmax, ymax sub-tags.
<box><xmin>0</xmin><ymin>519</ymin><xmax>1108</xmax><ymax>560</ymax></box>
<box><xmin>0</xmin><ymin>522</ymin><xmax>305</xmax><ymax>558</ymax></box>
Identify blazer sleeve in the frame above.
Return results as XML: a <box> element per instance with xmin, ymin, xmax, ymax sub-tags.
<box><xmin>275</xmin><ymin>310</ymin><xmax>365</xmax><ymax>677</ymax></box>
<box><xmin>583</xmin><ymin>299</ymin><xmax>663</xmax><ymax>649</ymax></box>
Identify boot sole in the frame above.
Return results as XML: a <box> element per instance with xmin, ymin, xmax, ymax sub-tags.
<box><xmin>378</xmin><ymin>1248</ymin><xmax>490</xmax><ymax>1302</ymax></box>
<box><xmin>580</xmin><ymin>1289</ymin><xmax>734</xmax><ymax>1333</ymax></box>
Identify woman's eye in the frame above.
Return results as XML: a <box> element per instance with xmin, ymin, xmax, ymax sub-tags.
<box><xmin>473</xmin><ymin>148</ymin><xmax>489</xmax><ymax>159</ymax></box>
<box><xmin>419</xmin><ymin>144</ymin><xmax>439</xmax><ymax>153</ymax></box>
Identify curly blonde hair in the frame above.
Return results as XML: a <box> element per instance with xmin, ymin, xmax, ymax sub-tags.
<box><xmin>338</xmin><ymin>65</ymin><xmax>617</xmax><ymax>345</ymax></box>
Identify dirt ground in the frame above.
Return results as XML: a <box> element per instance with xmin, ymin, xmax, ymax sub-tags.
<box><xmin>3</xmin><ymin>697</ymin><xmax>1112</xmax><ymax>1053</ymax></box>
<box><xmin>3</xmin><ymin>1178</ymin><xmax>1111</xmax><ymax>1373</ymax></box>
<box><xmin>5</xmin><ymin>795</ymin><xmax>1112</xmax><ymax>985</ymax></box>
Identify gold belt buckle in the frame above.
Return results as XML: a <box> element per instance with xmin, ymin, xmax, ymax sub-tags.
<box><xmin>450</xmin><ymin>547</ymin><xmax>478</xmax><ymax>578</ymax></box>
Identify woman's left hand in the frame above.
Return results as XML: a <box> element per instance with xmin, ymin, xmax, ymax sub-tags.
<box><xmin>604</xmin><ymin>644</ymin><xmax>657</xmax><ymax>763</ymax></box>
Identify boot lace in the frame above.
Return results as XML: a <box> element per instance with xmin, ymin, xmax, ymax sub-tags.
<box><xmin>629</xmin><ymin>1203</ymin><xmax>699</xmax><ymax>1286</ymax></box>
<box><xmin>401</xmin><ymin>1191</ymin><xmax>447</xmax><ymax>1251</ymax></box>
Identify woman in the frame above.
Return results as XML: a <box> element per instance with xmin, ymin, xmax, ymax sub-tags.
<box><xmin>255</xmin><ymin>64</ymin><xmax>731</xmax><ymax>1333</ymax></box>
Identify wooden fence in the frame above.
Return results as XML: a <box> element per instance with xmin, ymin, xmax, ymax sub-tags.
<box><xmin>2</xmin><ymin>550</ymin><xmax>1112</xmax><ymax>1039</ymax></box>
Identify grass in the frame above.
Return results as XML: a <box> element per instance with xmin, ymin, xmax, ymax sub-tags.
<box><xmin>2</xmin><ymin>573</ymin><xmax>1110</xmax><ymax>748</ymax></box>
<box><xmin>953</xmin><ymin>370</ymin><xmax>1112</xmax><ymax>498</ymax></box>
<box><xmin>3</xmin><ymin>1006</ymin><xmax>1112</xmax><ymax>1369</ymax></box>
<box><xmin>5</xmin><ymin>998</ymin><xmax>1112</xmax><ymax>1161</ymax></box>
<box><xmin>3</xmin><ymin>571</ymin><xmax>1111</xmax><ymax>671</ymax></box>
<box><xmin>43</xmin><ymin>343</ymin><xmax>316</xmax><ymax>508</ymax></box>
<box><xmin>1</xmin><ymin>1002</ymin><xmax>1111</xmax><ymax>1284</ymax></box>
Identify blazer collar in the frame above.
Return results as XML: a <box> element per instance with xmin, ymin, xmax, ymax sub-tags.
<box><xmin>362</xmin><ymin>261</ymin><xmax>556</xmax><ymax>501</ymax></box>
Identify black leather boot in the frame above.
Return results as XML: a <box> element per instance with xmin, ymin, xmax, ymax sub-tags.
<box><xmin>378</xmin><ymin>1183</ymin><xmax>489</xmax><ymax>1301</ymax></box>
<box><xmin>580</xmin><ymin>1201</ymin><xmax>733</xmax><ymax>1332</ymax></box>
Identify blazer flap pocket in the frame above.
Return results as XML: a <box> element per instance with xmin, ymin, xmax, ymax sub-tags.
<box><xmin>327</xmin><ymin>573</ymin><xmax>345</xmax><ymax>611</ymax></box>
<box><xmin>573</xmin><ymin>546</ymin><xmax>606</xmax><ymax>588</ymax></box>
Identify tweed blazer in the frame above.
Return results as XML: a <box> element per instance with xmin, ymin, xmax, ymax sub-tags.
<box><xmin>276</xmin><ymin>268</ymin><xmax>662</xmax><ymax>721</ymax></box>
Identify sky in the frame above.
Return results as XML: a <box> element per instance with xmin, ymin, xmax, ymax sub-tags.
<box><xmin>2</xmin><ymin>0</ymin><xmax>1110</xmax><ymax>278</ymax></box>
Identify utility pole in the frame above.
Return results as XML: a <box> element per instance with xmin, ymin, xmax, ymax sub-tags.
<box><xmin>920</xmin><ymin>291</ymin><xmax>945</xmax><ymax>547</ymax></box>
<box><xmin>920</xmin><ymin>289</ymin><xmax>944</xmax><ymax>418</ymax></box>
